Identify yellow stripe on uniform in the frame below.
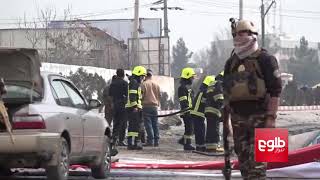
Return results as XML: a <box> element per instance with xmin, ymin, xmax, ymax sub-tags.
<box><xmin>127</xmin><ymin>132</ymin><xmax>139</xmax><ymax>137</ymax></box>
<box><xmin>190</xmin><ymin>92</ymin><xmax>205</xmax><ymax>118</ymax></box>
<box><xmin>125</xmin><ymin>102</ymin><xmax>138</xmax><ymax>108</ymax></box>
<box><xmin>179</xmin><ymin>96</ymin><xmax>188</xmax><ymax>101</ymax></box>
<box><xmin>190</xmin><ymin>111</ymin><xmax>205</xmax><ymax>118</ymax></box>
<box><xmin>206</xmin><ymin>143</ymin><xmax>219</xmax><ymax>149</ymax></box>
<box><xmin>194</xmin><ymin>92</ymin><xmax>203</xmax><ymax>112</ymax></box>
<box><xmin>204</xmin><ymin>107</ymin><xmax>222</xmax><ymax>117</ymax></box>
<box><xmin>188</xmin><ymin>90</ymin><xmax>193</xmax><ymax>108</ymax></box>
<box><xmin>214</xmin><ymin>94</ymin><xmax>224</xmax><ymax>101</ymax></box>
<box><xmin>207</xmin><ymin>89</ymin><xmax>214</xmax><ymax>93</ymax></box>
<box><xmin>129</xmin><ymin>90</ymin><xmax>138</xmax><ymax>94</ymax></box>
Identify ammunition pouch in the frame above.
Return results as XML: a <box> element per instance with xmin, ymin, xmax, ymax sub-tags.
<box><xmin>225</xmin><ymin>71</ymin><xmax>266</xmax><ymax>102</ymax></box>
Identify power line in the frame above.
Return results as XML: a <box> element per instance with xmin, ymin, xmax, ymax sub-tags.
<box><xmin>2</xmin><ymin>1</ymin><xmax>320</xmax><ymax>26</ymax></box>
<box><xmin>184</xmin><ymin>0</ymin><xmax>320</xmax><ymax>16</ymax></box>
<box><xmin>0</xmin><ymin>2</ymin><xmax>155</xmax><ymax>24</ymax></box>
<box><xmin>181</xmin><ymin>6</ymin><xmax>320</xmax><ymax>21</ymax></box>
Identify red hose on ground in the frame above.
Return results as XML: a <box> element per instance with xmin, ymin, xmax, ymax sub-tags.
<box><xmin>110</xmin><ymin>144</ymin><xmax>320</xmax><ymax>170</ymax></box>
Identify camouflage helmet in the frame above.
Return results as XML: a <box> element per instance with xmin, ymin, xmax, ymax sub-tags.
<box><xmin>236</xmin><ymin>20</ymin><xmax>258</xmax><ymax>34</ymax></box>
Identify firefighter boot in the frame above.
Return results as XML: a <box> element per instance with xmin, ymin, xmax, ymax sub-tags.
<box><xmin>184</xmin><ymin>138</ymin><xmax>195</xmax><ymax>151</ymax></box>
<box><xmin>134</xmin><ymin>139</ymin><xmax>143</xmax><ymax>150</ymax></box>
<box><xmin>127</xmin><ymin>137</ymin><xmax>135</xmax><ymax>150</ymax></box>
<box><xmin>196</xmin><ymin>146</ymin><xmax>206</xmax><ymax>152</ymax></box>
<box><xmin>178</xmin><ymin>136</ymin><xmax>185</xmax><ymax>145</ymax></box>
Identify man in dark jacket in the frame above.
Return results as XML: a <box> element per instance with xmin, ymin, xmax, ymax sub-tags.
<box><xmin>103</xmin><ymin>75</ymin><xmax>117</xmax><ymax>126</ymax></box>
<box><xmin>109</xmin><ymin>69</ymin><xmax>128</xmax><ymax>147</ymax></box>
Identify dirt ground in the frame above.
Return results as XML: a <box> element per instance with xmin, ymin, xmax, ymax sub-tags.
<box><xmin>116</xmin><ymin>111</ymin><xmax>320</xmax><ymax>162</ymax></box>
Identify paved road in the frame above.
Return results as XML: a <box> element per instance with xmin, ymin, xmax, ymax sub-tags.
<box><xmin>0</xmin><ymin>169</ymin><xmax>316</xmax><ymax>180</ymax></box>
<box><xmin>0</xmin><ymin>169</ymin><xmax>226</xmax><ymax>180</ymax></box>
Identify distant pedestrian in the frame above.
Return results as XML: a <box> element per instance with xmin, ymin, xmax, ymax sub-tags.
<box><xmin>142</xmin><ymin>69</ymin><xmax>161</xmax><ymax>147</ymax></box>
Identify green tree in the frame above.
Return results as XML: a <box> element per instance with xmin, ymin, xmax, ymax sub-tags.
<box><xmin>171</xmin><ymin>38</ymin><xmax>193</xmax><ymax>78</ymax></box>
<box><xmin>288</xmin><ymin>36</ymin><xmax>320</xmax><ymax>86</ymax></box>
<box><xmin>67</xmin><ymin>67</ymin><xmax>107</xmax><ymax>102</ymax></box>
<box><xmin>193</xmin><ymin>36</ymin><xmax>231</xmax><ymax>76</ymax></box>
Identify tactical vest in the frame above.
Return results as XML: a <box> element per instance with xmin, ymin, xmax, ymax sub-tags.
<box><xmin>225</xmin><ymin>49</ymin><xmax>266</xmax><ymax>102</ymax></box>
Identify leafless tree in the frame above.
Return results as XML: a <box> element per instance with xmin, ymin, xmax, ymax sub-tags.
<box><xmin>18</xmin><ymin>7</ymin><xmax>128</xmax><ymax>69</ymax></box>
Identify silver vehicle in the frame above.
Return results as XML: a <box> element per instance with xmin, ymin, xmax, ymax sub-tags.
<box><xmin>0</xmin><ymin>48</ymin><xmax>111</xmax><ymax>180</ymax></box>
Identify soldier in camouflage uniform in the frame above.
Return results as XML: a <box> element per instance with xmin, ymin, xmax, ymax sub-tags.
<box><xmin>223</xmin><ymin>20</ymin><xmax>282</xmax><ymax>180</ymax></box>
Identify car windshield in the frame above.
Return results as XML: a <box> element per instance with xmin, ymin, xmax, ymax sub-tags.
<box><xmin>2</xmin><ymin>84</ymin><xmax>41</xmax><ymax>100</ymax></box>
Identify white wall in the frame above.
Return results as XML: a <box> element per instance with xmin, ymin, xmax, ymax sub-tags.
<box><xmin>41</xmin><ymin>62</ymin><xmax>175</xmax><ymax>101</ymax></box>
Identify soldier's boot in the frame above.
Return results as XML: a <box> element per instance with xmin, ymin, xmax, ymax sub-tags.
<box><xmin>184</xmin><ymin>138</ymin><xmax>195</xmax><ymax>151</ymax></box>
<box><xmin>127</xmin><ymin>137</ymin><xmax>135</xmax><ymax>150</ymax></box>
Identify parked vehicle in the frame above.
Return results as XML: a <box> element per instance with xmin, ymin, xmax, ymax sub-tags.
<box><xmin>0</xmin><ymin>48</ymin><xmax>111</xmax><ymax>180</ymax></box>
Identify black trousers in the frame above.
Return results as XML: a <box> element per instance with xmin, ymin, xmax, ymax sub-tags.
<box><xmin>205</xmin><ymin>114</ymin><xmax>220</xmax><ymax>144</ymax></box>
<box><xmin>192</xmin><ymin>115</ymin><xmax>205</xmax><ymax>147</ymax></box>
<box><xmin>112</xmin><ymin>107</ymin><xmax>127</xmax><ymax>142</ymax></box>
<box><xmin>127</xmin><ymin>110</ymin><xmax>144</xmax><ymax>145</ymax></box>
<box><xmin>182</xmin><ymin>114</ymin><xmax>194</xmax><ymax>141</ymax></box>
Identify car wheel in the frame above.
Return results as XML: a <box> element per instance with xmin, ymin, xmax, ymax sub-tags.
<box><xmin>46</xmin><ymin>137</ymin><xmax>70</xmax><ymax>180</ymax></box>
<box><xmin>91</xmin><ymin>136</ymin><xmax>111</xmax><ymax>179</ymax></box>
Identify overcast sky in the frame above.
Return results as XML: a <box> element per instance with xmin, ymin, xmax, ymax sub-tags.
<box><xmin>1</xmin><ymin>0</ymin><xmax>320</xmax><ymax>52</ymax></box>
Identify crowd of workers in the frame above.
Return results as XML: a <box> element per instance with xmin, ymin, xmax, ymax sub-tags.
<box><xmin>104</xmin><ymin>19</ymin><xmax>282</xmax><ymax>180</ymax></box>
<box><xmin>281</xmin><ymin>81</ymin><xmax>320</xmax><ymax>106</ymax></box>
<box><xmin>103</xmin><ymin>68</ymin><xmax>161</xmax><ymax>150</ymax></box>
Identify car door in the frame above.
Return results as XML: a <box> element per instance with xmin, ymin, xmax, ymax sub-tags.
<box><xmin>60</xmin><ymin>81</ymin><xmax>106</xmax><ymax>154</ymax></box>
<box><xmin>82</xmin><ymin>107</ymin><xmax>107</xmax><ymax>154</ymax></box>
<box><xmin>50</xmin><ymin>79</ymin><xmax>84</xmax><ymax>155</ymax></box>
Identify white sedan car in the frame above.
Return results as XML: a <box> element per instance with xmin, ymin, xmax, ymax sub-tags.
<box><xmin>0</xmin><ymin>48</ymin><xmax>111</xmax><ymax>180</ymax></box>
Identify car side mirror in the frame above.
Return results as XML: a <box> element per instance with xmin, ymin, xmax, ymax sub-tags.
<box><xmin>88</xmin><ymin>99</ymin><xmax>102</xmax><ymax>109</ymax></box>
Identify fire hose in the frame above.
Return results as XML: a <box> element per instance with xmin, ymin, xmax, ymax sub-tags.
<box><xmin>143</xmin><ymin>108</ymin><xmax>191</xmax><ymax>118</ymax></box>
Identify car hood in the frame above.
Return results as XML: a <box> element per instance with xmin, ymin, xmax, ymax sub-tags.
<box><xmin>0</xmin><ymin>48</ymin><xmax>43</xmax><ymax>95</ymax></box>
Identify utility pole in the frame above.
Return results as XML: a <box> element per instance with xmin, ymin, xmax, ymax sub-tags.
<box><xmin>150</xmin><ymin>1</ymin><xmax>183</xmax><ymax>76</ymax></box>
<box><xmin>260</xmin><ymin>0</ymin><xmax>275</xmax><ymax>47</ymax></box>
<box><xmin>261</xmin><ymin>0</ymin><xmax>265</xmax><ymax>47</ymax></box>
<box><xmin>132</xmin><ymin>0</ymin><xmax>140</xmax><ymax>66</ymax></box>
<box><xmin>150</xmin><ymin>1</ymin><xmax>183</xmax><ymax>37</ymax></box>
<box><xmin>280</xmin><ymin>0</ymin><xmax>283</xmax><ymax>36</ymax></box>
<box><xmin>239</xmin><ymin>0</ymin><xmax>243</xmax><ymax>20</ymax></box>
<box><xmin>164</xmin><ymin>0</ymin><xmax>169</xmax><ymax>37</ymax></box>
